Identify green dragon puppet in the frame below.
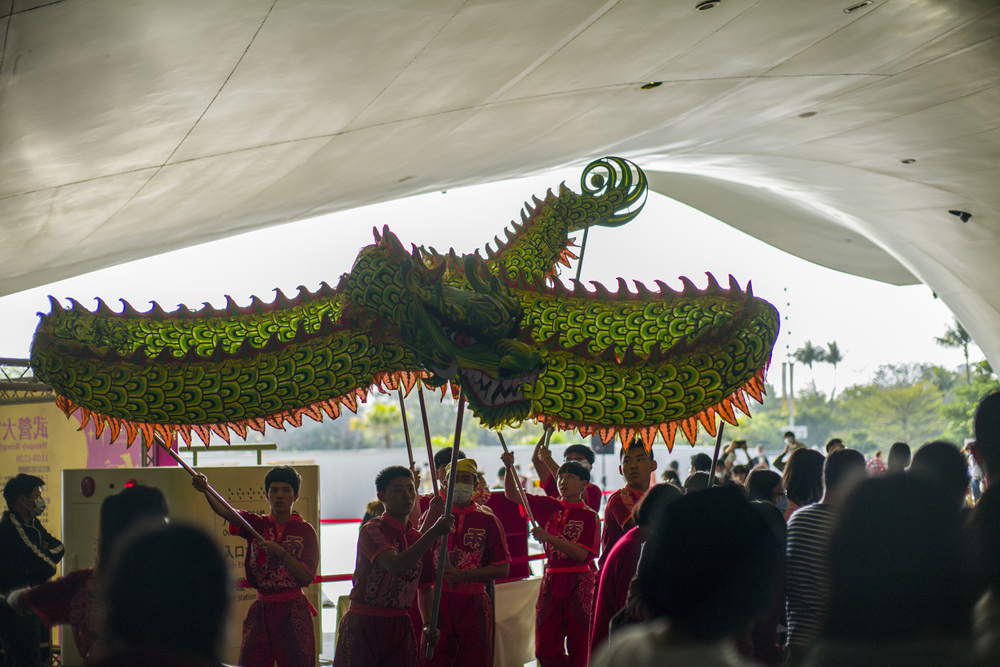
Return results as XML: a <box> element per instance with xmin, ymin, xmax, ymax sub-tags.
<box><xmin>29</xmin><ymin>157</ymin><xmax>779</xmax><ymax>450</ymax></box>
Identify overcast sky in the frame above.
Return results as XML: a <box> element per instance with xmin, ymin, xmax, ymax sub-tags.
<box><xmin>0</xmin><ymin>168</ymin><xmax>976</xmax><ymax>399</ymax></box>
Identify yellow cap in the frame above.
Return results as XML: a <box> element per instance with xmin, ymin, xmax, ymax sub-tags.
<box><xmin>445</xmin><ymin>458</ymin><xmax>479</xmax><ymax>478</ymax></box>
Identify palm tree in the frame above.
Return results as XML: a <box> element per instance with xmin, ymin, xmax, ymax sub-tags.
<box><xmin>825</xmin><ymin>341</ymin><xmax>843</xmax><ymax>401</ymax></box>
<box><xmin>935</xmin><ymin>318</ymin><xmax>973</xmax><ymax>383</ymax></box>
<box><xmin>794</xmin><ymin>341</ymin><xmax>827</xmax><ymax>390</ymax></box>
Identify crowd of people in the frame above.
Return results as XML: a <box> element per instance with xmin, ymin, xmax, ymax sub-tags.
<box><xmin>342</xmin><ymin>389</ymin><xmax>1000</xmax><ymax>666</ymax></box>
<box><xmin>1</xmin><ymin>388</ymin><xmax>998</xmax><ymax>667</ymax></box>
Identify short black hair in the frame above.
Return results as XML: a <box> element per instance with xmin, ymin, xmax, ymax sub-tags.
<box><xmin>638</xmin><ymin>486</ymin><xmax>781</xmax><ymax>640</ymax></box>
<box><xmin>784</xmin><ymin>431</ymin><xmax>795</xmax><ymax>439</ymax></box>
<box><xmin>497</xmin><ymin>466</ymin><xmax>507</xmax><ymax>479</ymax></box>
<box><xmin>557</xmin><ymin>460</ymin><xmax>590</xmax><ymax>483</ymax></box>
<box><xmin>634</xmin><ymin>483</ymin><xmax>682</xmax><ymax>529</ymax></box>
<box><xmin>690</xmin><ymin>453</ymin><xmax>712</xmax><ymax>472</ymax></box>
<box><xmin>375</xmin><ymin>466</ymin><xmax>413</xmax><ymax>494</ymax></box>
<box><xmin>264</xmin><ymin>465</ymin><xmax>301</xmax><ymax>495</ymax></box>
<box><xmin>745</xmin><ymin>469</ymin><xmax>782</xmax><ymax>503</ymax></box>
<box><xmin>887</xmin><ymin>441</ymin><xmax>911</xmax><ymax>471</ymax></box>
<box><xmin>102</xmin><ymin>523</ymin><xmax>230</xmax><ymax>663</ymax></box>
<box><xmin>684</xmin><ymin>471</ymin><xmax>711</xmax><ymax>494</ymax></box>
<box><xmin>620</xmin><ymin>437</ymin><xmax>653</xmax><ymax>460</ymax></box>
<box><xmin>825</xmin><ymin>438</ymin><xmax>844</xmax><ymax>453</ymax></box>
<box><xmin>822</xmin><ymin>448</ymin><xmax>866</xmax><ymax>493</ymax></box>
<box><xmin>434</xmin><ymin>447</ymin><xmax>465</xmax><ymax>469</ymax></box>
<box><xmin>3</xmin><ymin>474</ymin><xmax>44</xmax><ymax>512</ymax></box>
<box><xmin>910</xmin><ymin>440</ymin><xmax>971</xmax><ymax>506</ymax></box>
<box><xmin>563</xmin><ymin>444</ymin><xmax>595</xmax><ymax>466</ymax></box>
<box><xmin>98</xmin><ymin>485</ymin><xmax>170</xmax><ymax>576</ymax></box>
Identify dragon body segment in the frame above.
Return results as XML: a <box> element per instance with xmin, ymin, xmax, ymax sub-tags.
<box><xmin>30</xmin><ymin>157</ymin><xmax>779</xmax><ymax>449</ymax></box>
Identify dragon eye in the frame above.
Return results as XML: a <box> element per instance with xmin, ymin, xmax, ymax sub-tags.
<box><xmin>453</xmin><ymin>331</ymin><xmax>474</xmax><ymax>347</ymax></box>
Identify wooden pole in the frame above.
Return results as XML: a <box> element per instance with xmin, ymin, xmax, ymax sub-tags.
<box><xmin>417</xmin><ymin>380</ymin><xmax>439</xmax><ymax>496</ymax></box>
<box><xmin>574</xmin><ymin>224</ymin><xmax>591</xmax><ymax>282</ymax></box>
<box><xmin>496</xmin><ymin>431</ymin><xmax>538</xmax><ymax>528</ymax></box>
<box><xmin>425</xmin><ymin>391</ymin><xmax>466</xmax><ymax>659</ymax></box>
<box><xmin>707</xmin><ymin>423</ymin><xmax>726</xmax><ymax>489</ymax></box>
<box><xmin>152</xmin><ymin>435</ymin><xmax>266</xmax><ymax>543</ymax></box>
<box><xmin>397</xmin><ymin>386</ymin><xmax>416</xmax><ymax>470</ymax></box>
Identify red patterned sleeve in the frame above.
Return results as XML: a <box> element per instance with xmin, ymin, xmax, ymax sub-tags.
<box><xmin>526</xmin><ymin>494</ymin><xmax>559</xmax><ymax>527</ymax></box>
<box><xmin>24</xmin><ymin>569</ymin><xmax>91</xmax><ymax>626</ymax></box>
<box><xmin>486</xmin><ymin>514</ymin><xmax>511</xmax><ymax>566</ymax></box>
<box><xmin>359</xmin><ymin>520</ymin><xmax>396</xmax><ymax>563</ymax></box>
<box><xmin>228</xmin><ymin>509</ymin><xmax>265</xmax><ymax>541</ymax></box>
<box><xmin>297</xmin><ymin>521</ymin><xmax>320</xmax><ymax>575</ymax></box>
<box><xmin>582</xmin><ymin>509</ymin><xmax>601</xmax><ymax>556</ymax></box>
<box><xmin>606</xmin><ymin>493</ymin><xmax>632</xmax><ymax>530</ymax></box>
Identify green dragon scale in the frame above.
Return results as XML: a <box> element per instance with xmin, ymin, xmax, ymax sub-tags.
<box><xmin>30</xmin><ymin>158</ymin><xmax>779</xmax><ymax>450</ymax></box>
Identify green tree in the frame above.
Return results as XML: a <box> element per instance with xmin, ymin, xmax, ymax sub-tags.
<box><xmin>824</xmin><ymin>341</ymin><xmax>843</xmax><ymax>400</ymax></box>
<box><xmin>794</xmin><ymin>341</ymin><xmax>827</xmax><ymax>388</ymax></box>
<box><xmin>936</xmin><ymin>318</ymin><xmax>974</xmax><ymax>383</ymax></box>
<box><xmin>941</xmin><ymin>360</ymin><xmax>999</xmax><ymax>442</ymax></box>
<box><xmin>838</xmin><ymin>363</ymin><xmax>947</xmax><ymax>445</ymax></box>
<box><xmin>350</xmin><ymin>397</ymin><xmax>400</xmax><ymax>448</ymax></box>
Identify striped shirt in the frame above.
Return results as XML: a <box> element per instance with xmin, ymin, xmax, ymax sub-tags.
<box><xmin>785</xmin><ymin>503</ymin><xmax>838</xmax><ymax>653</ymax></box>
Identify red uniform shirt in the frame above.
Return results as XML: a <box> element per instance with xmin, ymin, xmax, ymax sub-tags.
<box><xmin>25</xmin><ymin>568</ymin><xmax>99</xmax><ymax>661</ymax></box>
<box><xmin>230</xmin><ymin>510</ymin><xmax>319</xmax><ymax>595</ymax></box>
<box><xmin>543</xmin><ymin>476</ymin><xmax>603</xmax><ymax>513</ymax></box>
<box><xmin>422</xmin><ymin>503</ymin><xmax>510</xmax><ymax>594</ymax></box>
<box><xmin>348</xmin><ymin>513</ymin><xmax>434</xmax><ymax>614</ymax></box>
<box><xmin>484</xmin><ymin>492</ymin><xmax>530</xmax><ymax>581</ymax></box>
<box><xmin>526</xmin><ymin>495</ymin><xmax>600</xmax><ymax>570</ymax></box>
<box><xmin>592</xmin><ymin>526</ymin><xmax>645</xmax><ymax>651</ymax></box>
<box><xmin>599</xmin><ymin>486</ymin><xmax>643</xmax><ymax>568</ymax></box>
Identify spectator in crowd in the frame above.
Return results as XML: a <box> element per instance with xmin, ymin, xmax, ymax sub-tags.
<box><xmin>660</xmin><ymin>469</ymin><xmax>682</xmax><ymax>489</ymax></box>
<box><xmin>591</xmin><ymin>486</ymin><xmax>782</xmax><ymax>666</ymax></box>
<box><xmin>690</xmin><ymin>452</ymin><xmax>712</xmax><ymax>474</ymax></box>
<box><xmin>866</xmin><ymin>450</ymin><xmax>887</xmax><ymax>476</ymax></box>
<box><xmin>887</xmin><ymin>441</ymin><xmax>911</xmax><ymax>474</ymax></box>
<box><xmin>746</xmin><ymin>469</ymin><xmax>787</xmax><ymax>514</ymax></box>
<box><xmin>94</xmin><ymin>522</ymin><xmax>231</xmax><ymax>667</ymax></box>
<box><xmin>730</xmin><ymin>464</ymin><xmax>750</xmax><ymax>486</ymax></box>
<box><xmin>0</xmin><ymin>474</ymin><xmax>64</xmax><ymax>667</ymax></box>
<box><xmin>909</xmin><ymin>440</ymin><xmax>971</xmax><ymax>511</ymax></box>
<box><xmin>751</xmin><ymin>444</ymin><xmax>770</xmax><ymax>469</ymax></box>
<box><xmin>683</xmin><ymin>471</ymin><xmax>711</xmax><ymax>494</ymax></box>
<box><xmin>785</xmin><ymin>449</ymin><xmax>866</xmax><ymax>664</ymax></box>
<box><xmin>824</xmin><ymin>438</ymin><xmax>844</xmax><ymax>455</ymax></box>
<box><xmin>773</xmin><ymin>431</ymin><xmax>805</xmax><ymax>472</ymax></box>
<box><xmin>973</xmin><ymin>389</ymin><xmax>1000</xmax><ymax>486</ymax></box>
<box><xmin>8</xmin><ymin>485</ymin><xmax>169</xmax><ymax>665</ymax></box>
<box><xmin>806</xmin><ymin>475</ymin><xmax>977</xmax><ymax>667</ymax></box>
<box><xmin>591</xmin><ymin>484</ymin><xmax>682</xmax><ymax>653</ymax></box>
<box><xmin>781</xmin><ymin>448</ymin><xmax>825</xmax><ymax>519</ymax></box>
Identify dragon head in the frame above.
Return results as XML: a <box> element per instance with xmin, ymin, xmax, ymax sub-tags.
<box><xmin>400</xmin><ymin>253</ymin><xmax>543</xmax><ymax>423</ymax></box>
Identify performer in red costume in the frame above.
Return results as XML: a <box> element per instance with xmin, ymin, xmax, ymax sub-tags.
<box><xmin>193</xmin><ymin>466</ymin><xmax>318</xmax><ymax>667</ymax></box>
<box><xmin>501</xmin><ymin>451</ymin><xmax>600</xmax><ymax>667</ymax></box>
<box><xmin>485</xmin><ymin>467</ymin><xmax>531</xmax><ymax>581</ymax></box>
<box><xmin>599</xmin><ymin>438</ymin><xmax>656</xmax><ymax>569</ymax></box>
<box><xmin>418</xmin><ymin>458</ymin><xmax>509</xmax><ymax>666</ymax></box>
<box><xmin>533</xmin><ymin>441</ymin><xmax>603</xmax><ymax>512</ymax></box>
<box><xmin>336</xmin><ymin>466</ymin><xmax>453</xmax><ymax>666</ymax></box>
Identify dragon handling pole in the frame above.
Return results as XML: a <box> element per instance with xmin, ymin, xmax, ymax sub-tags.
<box><xmin>425</xmin><ymin>391</ymin><xmax>466</xmax><ymax>659</ymax></box>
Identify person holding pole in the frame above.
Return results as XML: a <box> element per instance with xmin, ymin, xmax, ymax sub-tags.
<box><xmin>191</xmin><ymin>465</ymin><xmax>318</xmax><ymax>667</ymax></box>
<box><xmin>336</xmin><ymin>466</ymin><xmax>454</xmax><ymax>666</ymax></box>
<box><xmin>599</xmin><ymin>437</ymin><xmax>657</xmax><ymax>569</ymax></box>
<box><xmin>417</xmin><ymin>458</ymin><xmax>509</xmax><ymax>666</ymax></box>
<box><xmin>500</xmin><ymin>450</ymin><xmax>600</xmax><ymax>667</ymax></box>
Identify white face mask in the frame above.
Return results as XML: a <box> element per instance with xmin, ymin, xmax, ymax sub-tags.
<box><xmin>28</xmin><ymin>496</ymin><xmax>46</xmax><ymax>517</ymax></box>
<box><xmin>451</xmin><ymin>483</ymin><xmax>475</xmax><ymax>504</ymax></box>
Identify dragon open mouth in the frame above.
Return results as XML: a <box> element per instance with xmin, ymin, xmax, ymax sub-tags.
<box><xmin>459</xmin><ymin>368</ymin><xmax>537</xmax><ymax>408</ymax></box>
